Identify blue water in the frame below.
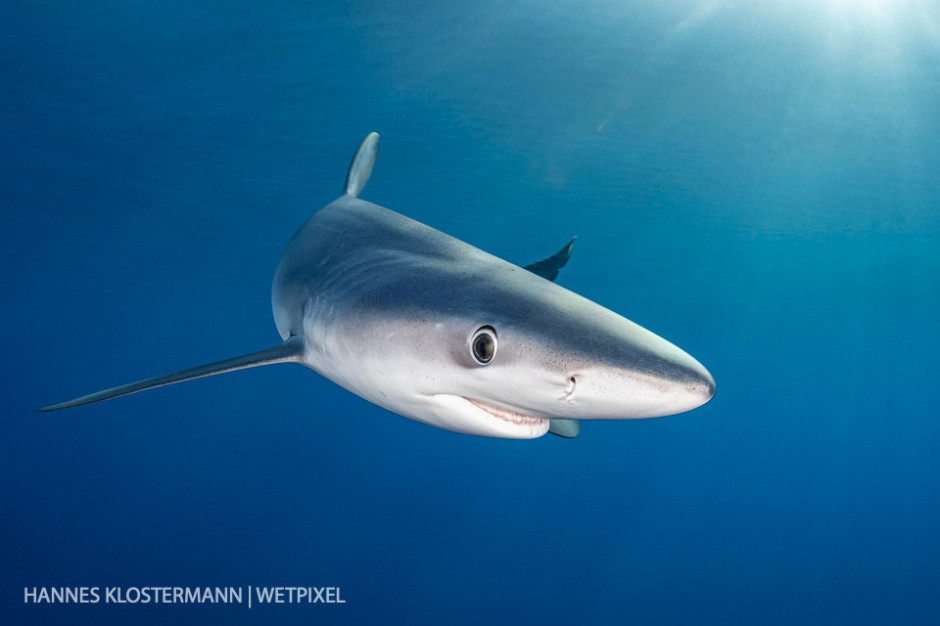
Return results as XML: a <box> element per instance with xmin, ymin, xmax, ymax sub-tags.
<box><xmin>3</xmin><ymin>1</ymin><xmax>939</xmax><ymax>624</ymax></box>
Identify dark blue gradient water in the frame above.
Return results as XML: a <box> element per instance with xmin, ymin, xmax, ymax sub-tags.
<box><xmin>3</xmin><ymin>1</ymin><xmax>938</xmax><ymax>624</ymax></box>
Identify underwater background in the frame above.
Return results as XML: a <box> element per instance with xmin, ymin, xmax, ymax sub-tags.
<box><xmin>2</xmin><ymin>1</ymin><xmax>938</xmax><ymax>624</ymax></box>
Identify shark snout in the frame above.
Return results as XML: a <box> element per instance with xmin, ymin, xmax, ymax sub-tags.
<box><xmin>678</xmin><ymin>359</ymin><xmax>716</xmax><ymax>411</ymax></box>
<box><xmin>696</xmin><ymin>366</ymin><xmax>716</xmax><ymax>401</ymax></box>
<box><xmin>637</xmin><ymin>347</ymin><xmax>716</xmax><ymax>416</ymax></box>
<box><xmin>555</xmin><ymin>342</ymin><xmax>715</xmax><ymax>420</ymax></box>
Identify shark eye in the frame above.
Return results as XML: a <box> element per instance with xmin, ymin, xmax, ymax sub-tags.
<box><xmin>470</xmin><ymin>326</ymin><xmax>498</xmax><ymax>365</ymax></box>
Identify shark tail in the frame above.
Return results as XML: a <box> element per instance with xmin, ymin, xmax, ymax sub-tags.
<box><xmin>38</xmin><ymin>337</ymin><xmax>305</xmax><ymax>411</ymax></box>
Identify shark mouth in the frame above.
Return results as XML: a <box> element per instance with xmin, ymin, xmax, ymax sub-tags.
<box><xmin>463</xmin><ymin>397</ymin><xmax>547</xmax><ymax>428</ymax></box>
<box><xmin>423</xmin><ymin>393</ymin><xmax>549</xmax><ymax>438</ymax></box>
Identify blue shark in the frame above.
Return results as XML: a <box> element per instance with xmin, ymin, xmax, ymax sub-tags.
<box><xmin>40</xmin><ymin>132</ymin><xmax>714</xmax><ymax>438</ymax></box>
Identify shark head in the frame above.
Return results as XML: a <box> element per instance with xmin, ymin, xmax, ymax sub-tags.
<box><xmin>292</xmin><ymin>221</ymin><xmax>715</xmax><ymax>439</ymax></box>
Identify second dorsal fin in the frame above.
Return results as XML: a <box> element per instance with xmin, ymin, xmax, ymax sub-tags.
<box><xmin>344</xmin><ymin>132</ymin><xmax>380</xmax><ymax>198</ymax></box>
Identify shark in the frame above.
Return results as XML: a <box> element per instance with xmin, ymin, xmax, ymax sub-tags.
<box><xmin>40</xmin><ymin>132</ymin><xmax>715</xmax><ymax>439</ymax></box>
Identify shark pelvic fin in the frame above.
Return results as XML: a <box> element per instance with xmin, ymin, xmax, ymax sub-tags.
<box><xmin>523</xmin><ymin>237</ymin><xmax>577</xmax><ymax>282</ymax></box>
<box><xmin>343</xmin><ymin>132</ymin><xmax>380</xmax><ymax>198</ymax></box>
<box><xmin>38</xmin><ymin>337</ymin><xmax>305</xmax><ymax>411</ymax></box>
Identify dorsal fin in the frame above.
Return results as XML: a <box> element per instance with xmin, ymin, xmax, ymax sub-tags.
<box><xmin>344</xmin><ymin>132</ymin><xmax>380</xmax><ymax>198</ymax></box>
<box><xmin>38</xmin><ymin>337</ymin><xmax>305</xmax><ymax>411</ymax></box>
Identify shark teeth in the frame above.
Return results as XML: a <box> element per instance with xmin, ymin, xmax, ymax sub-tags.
<box><xmin>463</xmin><ymin>398</ymin><xmax>546</xmax><ymax>427</ymax></box>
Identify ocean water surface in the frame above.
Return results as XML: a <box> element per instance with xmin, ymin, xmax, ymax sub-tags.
<box><xmin>2</xmin><ymin>1</ymin><xmax>939</xmax><ymax>624</ymax></box>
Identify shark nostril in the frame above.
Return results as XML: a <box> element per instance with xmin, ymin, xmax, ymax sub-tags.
<box><xmin>562</xmin><ymin>375</ymin><xmax>577</xmax><ymax>400</ymax></box>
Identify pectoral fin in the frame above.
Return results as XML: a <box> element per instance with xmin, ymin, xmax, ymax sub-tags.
<box><xmin>549</xmin><ymin>418</ymin><xmax>581</xmax><ymax>438</ymax></box>
<box><xmin>38</xmin><ymin>337</ymin><xmax>305</xmax><ymax>411</ymax></box>
<box><xmin>523</xmin><ymin>237</ymin><xmax>576</xmax><ymax>282</ymax></box>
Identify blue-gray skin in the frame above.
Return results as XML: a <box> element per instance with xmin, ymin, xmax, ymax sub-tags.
<box><xmin>40</xmin><ymin>133</ymin><xmax>714</xmax><ymax>439</ymax></box>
